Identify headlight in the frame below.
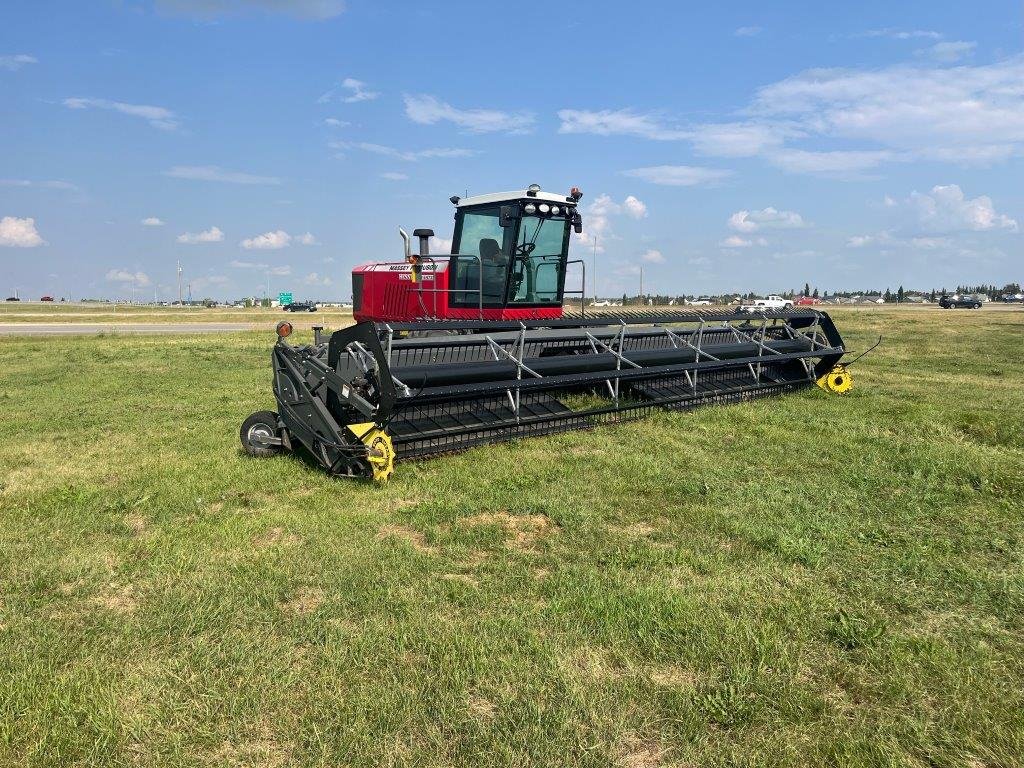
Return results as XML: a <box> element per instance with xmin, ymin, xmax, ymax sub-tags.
<box><xmin>538</xmin><ymin>203</ymin><xmax>550</xmax><ymax>214</ymax></box>
<box><xmin>524</xmin><ymin>202</ymin><xmax>537</xmax><ymax>214</ymax></box>
<box><xmin>550</xmin><ymin>205</ymin><xmax>560</xmax><ymax>215</ymax></box>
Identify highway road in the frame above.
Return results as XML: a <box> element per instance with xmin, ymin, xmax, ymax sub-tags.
<box><xmin>0</xmin><ymin>323</ymin><xmax>255</xmax><ymax>335</ymax></box>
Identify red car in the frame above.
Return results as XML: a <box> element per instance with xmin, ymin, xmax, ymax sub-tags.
<box><xmin>795</xmin><ymin>296</ymin><xmax>820</xmax><ymax>306</ymax></box>
<box><xmin>40</xmin><ymin>295</ymin><xmax>54</xmax><ymax>302</ymax></box>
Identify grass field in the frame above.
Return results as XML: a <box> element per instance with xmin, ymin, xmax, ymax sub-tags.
<box><xmin>1</xmin><ymin>307</ymin><xmax>1022</xmax><ymax>767</ymax></box>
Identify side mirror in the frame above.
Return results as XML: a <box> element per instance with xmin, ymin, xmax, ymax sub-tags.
<box><xmin>572</xmin><ymin>211</ymin><xmax>583</xmax><ymax>234</ymax></box>
<box><xmin>500</xmin><ymin>205</ymin><xmax>520</xmax><ymax>228</ymax></box>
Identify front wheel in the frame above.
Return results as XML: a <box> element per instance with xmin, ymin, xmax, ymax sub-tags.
<box><xmin>241</xmin><ymin>410</ymin><xmax>283</xmax><ymax>457</ymax></box>
<box><xmin>972</xmin><ymin>303</ymin><xmax>981</xmax><ymax>309</ymax></box>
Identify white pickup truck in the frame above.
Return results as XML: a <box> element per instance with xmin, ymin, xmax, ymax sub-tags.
<box><xmin>740</xmin><ymin>294</ymin><xmax>794</xmax><ymax>312</ymax></box>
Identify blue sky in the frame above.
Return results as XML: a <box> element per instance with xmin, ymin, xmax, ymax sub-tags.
<box><xmin>2</xmin><ymin>0</ymin><xmax>1022</xmax><ymax>300</ymax></box>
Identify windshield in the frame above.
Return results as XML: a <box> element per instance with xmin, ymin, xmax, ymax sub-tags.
<box><xmin>449</xmin><ymin>207</ymin><xmax>516</xmax><ymax>307</ymax></box>
<box><xmin>508</xmin><ymin>215</ymin><xmax>569</xmax><ymax>304</ymax></box>
<box><xmin>449</xmin><ymin>206</ymin><xmax>570</xmax><ymax>308</ymax></box>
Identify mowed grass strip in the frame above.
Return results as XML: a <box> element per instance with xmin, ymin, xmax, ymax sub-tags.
<box><xmin>0</xmin><ymin>308</ymin><xmax>1022</xmax><ymax>767</ymax></box>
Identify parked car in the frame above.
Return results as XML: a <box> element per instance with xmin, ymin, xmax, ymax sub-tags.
<box><xmin>794</xmin><ymin>296</ymin><xmax>821</xmax><ymax>306</ymax></box>
<box><xmin>686</xmin><ymin>296</ymin><xmax>713</xmax><ymax>306</ymax></box>
<box><xmin>5</xmin><ymin>296</ymin><xmax>20</xmax><ymax>302</ymax></box>
<box><xmin>40</xmin><ymin>295</ymin><xmax>54</xmax><ymax>302</ymax></box>
<box><xmin>938</xmin><ymin>293</ymin><xmax>982</xmax><ymax>309</ymax></box>
<box><xmin>284</xmin><ymin>301</ymin><xmax>317</xmax><ymax>312</ymax></box>
<box><xmin>1000</xmin><ymin>292</ymin><xmax>1024</xmax><ymax>303</ymax></box>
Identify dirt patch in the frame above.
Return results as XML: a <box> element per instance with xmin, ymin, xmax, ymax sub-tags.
<box><xmin>281</xmin><ymin>587</ymin><xmax>324</xmax><ymax>616</ymax></box>
<box><xmin>378</xmin><ymin>524</ymin><xmax>437</xmax><ymax>554</ymax></box>
<box><xmin>468</xmin><ymin>694</ymin><xmax>497</xmax><ymax>721</ymax></box>
<box><xmin>91</xmin><ymin>582</ymin><xmax>138</xmax><ymax>613</ymax></box>
<box><xmin>565</xmin><ymin>645</ymin><xmax>623</xmax><ymax>681</ymax></box>
<box><xmin>460</xmin><ymin>512</ymin><xmax>555</xmax><ymax>550</ymax></box>
<box><xmin>441</xmin><ymin>573</ymin><xmax>479</xmax><ymax>587</ymax></box>
<box><xmin>615</xmin><ymin>734</ymin><xmax>669</xmax><ymax>768</ymax></box>
<box><xmin>125</xmin><ymin>512</ymin><xmax>147</xmax><ymax>536</ymax></box>
<box><xmin>648</xmin><ymin>664</ymin><xmax>697</xmax><ymax>689</ymax></box>
<box><xmin>211</xmin><ymin>736</ymin><xmax>292</xmax><ymax>768</ymax></box>
<box><xmin>253</xmin><ymin>526</ymin><xmax>302</xmax><ymax>548</ymax></box>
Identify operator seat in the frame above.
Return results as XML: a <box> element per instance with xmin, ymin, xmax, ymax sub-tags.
<box><xmin>479</xmin><ymin>238</ymin><xmax>508</xmax><ymax>302</ymax></box>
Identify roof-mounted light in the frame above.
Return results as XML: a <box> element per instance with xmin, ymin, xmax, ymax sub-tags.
<box><xmin>538</xmin><ymin>203</ymin><xmax>550</xmax><ymax>214</ymax></box>
<box><xmin>524</xmin><ymin>202</ymin><xmax>537</xmax><ymax>214</ymax></box>
<box><xmin>550</xmin><ymin>205</ymin><xmax>560</xmax><ymax>215</ymax></box>
<box><xmin>526</xmin><ymin>183</ymin><xmax>541</xmax><ymax>197</ymax></box>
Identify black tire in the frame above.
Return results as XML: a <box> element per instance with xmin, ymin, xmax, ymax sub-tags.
<box><xmin>240</xmin><ymin>410</ymin><xmax>283</xmax><ymax>457</ymax></box>
<box><xmin>973</xmin><ymin>303</ymin><xmax>981</xmax><ymax>309</ymax></box>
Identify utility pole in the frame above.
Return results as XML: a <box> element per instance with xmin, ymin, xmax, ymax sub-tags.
<box><xmin>593</xmin><ymin>235</ymin><xmax>598</xmax><ymax>302</ymax></box>
<box><xmin>640</xmin><ymin>265</ymin><xmax>643</xmax><ymax>303</ymax></box>
<box><xmin>176</xmin><ymin>261</ymin><xmax>182</xmax><ymax>306</ymax></box>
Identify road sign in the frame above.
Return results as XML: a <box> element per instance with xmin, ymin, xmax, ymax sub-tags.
<box><xmin>278</xmin><ymin>292</ymin><xmax>293</xmax><ymax>305</ymax></box>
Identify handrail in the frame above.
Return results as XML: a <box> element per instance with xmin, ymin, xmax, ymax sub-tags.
<box><xmin>414</xmin><ymin>254</ymin><xmax>484</xmax><ymax>319</ymax></box>
<box><xmin>409</xmin><ymin>253</ymin><xmax>581</xmax><ymax>320</ymax></box>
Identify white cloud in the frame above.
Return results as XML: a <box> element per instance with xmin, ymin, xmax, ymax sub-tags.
<box><xmin>340</xmin><ymin>77</ymin><xmax>378</xmax><ymax>103</ymax></box>
<box><xmin>561</xmin><ymin>56</ymin><xmax>1024</xmax><ymax>177</ymax></box>
<box><xmin>846</xmin><ymin>233</ymin><xmax>883</xmax><ymax>248</ymax></box>
<box><xmin>622</xmin><ymin>165</ymin><xmax>732</xmax><ymax>186</ymax></box>
<box><xmin>750</xmin><ymin>56</ymin><xmax>1024</xmax><ymax>166</ymax></box>
<box><xmin>909</xmin><ymin>184</ymin><xmax>1018</xmax><ymax>232</ymax></box>
<box><xmin>573</xmin><ymin>194</ymin><xmax>648</xmax><ymax>252</ymax></box>
<box><xmin>296</xmin><ymin>232</ymin><xmax>318</xmax><ymax>245</ymax></box>
<box><xmin>331</xmin><ymin>141</ymin><xmax>477</xmax><ymax>162</ymax></box>
<box><xmin>404</xmin><ymin>94</ymin><xmax>535</xmax><ymax>134</ymax></box>
<box><xmin>301</xmin><ymin>271</ymin><xmax>333</xmax><ymax>286</ymax></box>
<box><xmin>910</xmin><ymin>236</ymin><xmax>953</xmax><ymax>249</ymax></box>
<box><xmin>268</xmin><ymin>265</ymin><xmax>291</xmax><ymax>276</ymax></box>
<box><xmin>323</xmin><ymin>118</ymin><xmax>349</xmax><ymax>127</ymax></box>
<box><xmin>0</xmin><ymin>216</ymin><xmax>46</xmax><ymax>247</ymax></box>
<box><xmin>766</xmin><ymin>149</ymin><xmax>897</xmax><ymax>177</ymax></box>
<box><xmin>105</xmin><ymin>269</ymin><xmax>151</xmax><ymax>287</ymax></box>
<box><xmin>854</xmin><ymin>28</ymin><xmax>943</xmax><ymax>40</ymax></box>
<box><xmin>381</xmin><ymin>172</ymin><xmax>409</xmax><ymax>180</ymax></box>
<box><xmin>728</xmin><ymin>207</ymin><xmax>805</xmax><ymax>232</ymax></box>
<box><xmin>430</xmin><ymin>235</ymin><xmax>453</xmax><ymax>254</ymax></box>
<box><xmin>919</xmin><ymin>41</ymin><xmax>976</xmax><ymax>62</ymax></box>
<box><xmin>622</xmin><ymin>195</ymin><xmax>647</xmax><ymax>219</ymax></box>
<box><xmin>63</xmin><ymin>97</ymin><xmax>179</xmax><ymax>130</ymax></box>
<box><xmin>155</xmin><ymin>0</ymin><xmax>346</xmax><ymax>19</ymax></box>
<box><xmin>0</xmin><ymin>54</ymin><xmax>38</xmax><ymax>71</ymax></box>
<box><xmin>241</xmin><ymin>230</ymin><xmax>291</xmax><ymax>249</ymax></box>
<box><xmin>163</xmin><ymin>165</ymin><xmax>281</xmax><ymax>185</ymax></box>
<box><xmin>0</xmin><ymin>179</ymin><xmax>76</xmax><ymax>190</ymax></box>
<box><xmin>734</xmin><ymin>26</ymin><xmax>762</xmax><ymax>37</ymax></box>
<box><xmin>640</xmin><ymin>249</ymin><xmax>664</xmax><ymax>263</ymax></box>
<box><xmin>720</xmin><ymin>235</ymin><xmax>753</xmax><ymax>248</ymax></box>
<box><xmin>177</xmin><ymin>226</ymin><xmax>224</xmax><ymax>244</ymax></box>
<box><xmin>557</xmin><ymin>108</ymin><xmax>689</xmax><ymax>141</ymax></box>
<box><xmin>689</xmin><ymin>122</ymin><xmax>794</xmax><ymax>157</ymax></box>
<box><xmin>230</xmin><ymin>259</ymin><xmax>268</xmax><ymax>269</ymax></box>
<box><xmin>141</xmin><ymin>217</ymin><xmax>165</xmax><ymax>226</ymax></box>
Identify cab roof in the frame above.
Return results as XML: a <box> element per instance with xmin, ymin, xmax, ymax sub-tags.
<box><xmin>455</xmin><ymin>188</ymin><xmax>579</xmax><ymax>208</ymax></box>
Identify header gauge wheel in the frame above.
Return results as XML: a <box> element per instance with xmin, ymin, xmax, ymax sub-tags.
<box><xmin>241</xmin><ymin>410</ymin><xmax>283</xmax><ymax>457</ymax></box>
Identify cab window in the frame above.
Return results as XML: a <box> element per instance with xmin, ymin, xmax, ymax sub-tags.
<box><xmin>507</xmin><ymin>216</ymin><xmax>568</xmax><ymax>305</ymax></box>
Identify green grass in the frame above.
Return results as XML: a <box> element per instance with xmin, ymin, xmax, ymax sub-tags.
<box><xmin>1</xmin><ymin>308</ymin><xmax>1022</xmax><ymax>767</ymax></box>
